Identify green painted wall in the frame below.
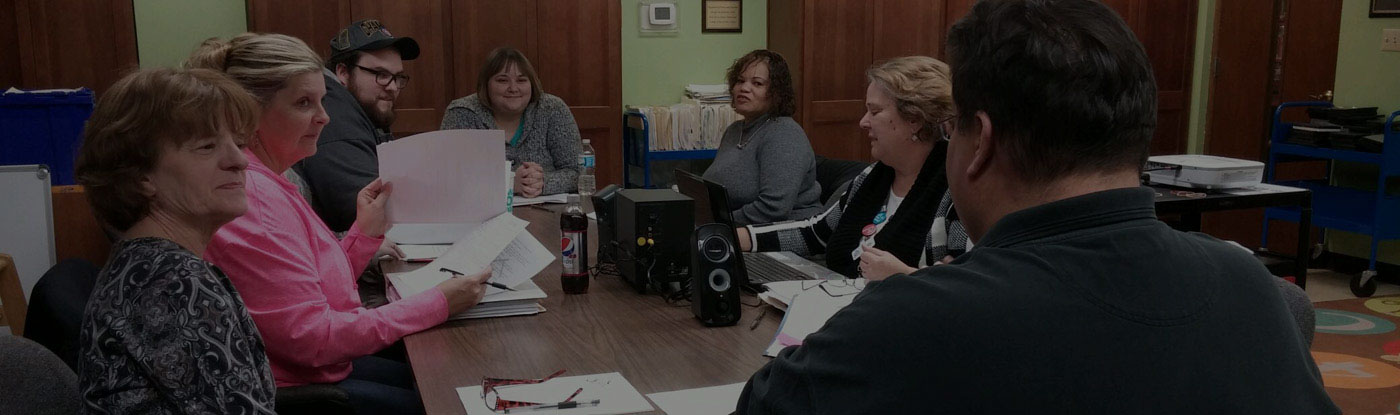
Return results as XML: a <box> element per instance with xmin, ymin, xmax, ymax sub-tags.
<box><xmin>621</xmin><ymin>0</ymin><xmax>767</xmax><ymax>107</ymax></box>
<box><xmin>133</xmin><ymin>0</ymin><xmax>248</xmax><ymax>68</ymax></box>
<box><xmin>1327</xmin><ymin>0</ymin><xmax>1400</xmax><ymax>266</ymax></box>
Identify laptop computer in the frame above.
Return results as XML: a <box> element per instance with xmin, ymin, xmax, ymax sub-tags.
<box><xmin>674</xmin><ymin>169</ymin><xmax>842</xmax><ymax>290</ymax></box>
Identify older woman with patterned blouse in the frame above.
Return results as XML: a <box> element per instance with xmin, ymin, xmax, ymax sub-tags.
<box><xmin>441</xmin><ymin>46</ymin><xmax>583</xmax><ymax>198</ymax></box>
<box><xmin>74</xmin><ymin>67</ymin><xmax>274</xmax><ymax>413</ymax></box>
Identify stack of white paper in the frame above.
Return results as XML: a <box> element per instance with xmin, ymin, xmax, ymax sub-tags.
<box><xmin>386</xmin><ymin>213</ymin><xmax>557</xmax><ymax>319</ymax></box>
<box><xmin>513</xmin><ymin>193</ymin><xmax>571</xmax><ymax>207</ymax></box>
<box><xmin>763</xmin><ymin>283</ymin><xmax>862</xmax><ymax>357</ymax></box>
<box><xmin>457</xmin><ymin>372</ymin><xmax>654</xmax><ymax>415</ymax></box>
<box><xmin>646</xmin><ymin>382</ymin><xmax>745</xmax><ymax>415</ymax></box>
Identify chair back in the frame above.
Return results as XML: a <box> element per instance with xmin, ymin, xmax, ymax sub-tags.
<box><xmin>814</xmin><ymin>156</ymin><xmax>867</xmax><ymax>206</ymax></box>
<box><xmin>0</xmin><ymin>335</ymin><xmax>81</xmax><ymax>414</ymax></box>
<box><xmin>0</xmin><ymin>253</ymin><xmax>27</xmax><ymax>335</ymax></box>
<box><xmin>23</xmin><ymin>258</ymin><xmax>99</xmax><ymax>372</ymax></box>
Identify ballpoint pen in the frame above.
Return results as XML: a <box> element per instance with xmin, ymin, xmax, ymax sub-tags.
<box><xmin>503</xmin><ymin>399</ymin><xmax>601</xmax><ymax>413</ymax></box>
<box><xmin>440</xmin><ymin>267</ymin><xmax>516</xmax><ymax>291</ymax></box>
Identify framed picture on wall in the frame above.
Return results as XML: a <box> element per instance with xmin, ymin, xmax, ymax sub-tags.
<box><xmin>1372</xmin><ymin>0</ymin><xmax>1400</xmax><ymax>17</ymax></box>
<box><xmin>703</xmin><ymin>0</ymin><xmax>742</xmax><ymax>33</ymax></box>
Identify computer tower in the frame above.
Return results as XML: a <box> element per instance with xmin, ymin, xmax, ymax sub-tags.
<box><xmin>615</xmin><ymin>189</ymin><xmax>693</xmax><ymax>293</ymax></box>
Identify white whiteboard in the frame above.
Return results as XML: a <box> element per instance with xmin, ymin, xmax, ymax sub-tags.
<box><xmin>0</xmin><ymin>165</ymin><xmax>56</xmax><ymax>300</ymax></box>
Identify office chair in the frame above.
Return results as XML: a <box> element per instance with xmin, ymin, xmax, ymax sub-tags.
<box><xmin>23</xmin><ymin>257</ymin><xmax>352</xmax><ymax>413</ymax></box>
<box><xmin>0</xmin><ymin>335</ymin><xmax>81</xmax><ymax>414</ymax></box>
<box><xmin>24</xmin><ymin>258</ymin><xmax>100</xmax><ymax>371</ymax></box>
<box><xmin>0</xmin><ymin>253</ymin><xmax>27</xmax><ymax>335</ymax></box>
<box><xmin>814</xmin><ymin>156</ymin><xmax>868</xmax><ymax>206</ymax></box>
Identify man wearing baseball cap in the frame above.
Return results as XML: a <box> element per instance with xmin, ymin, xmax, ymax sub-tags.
<box><xmin>294</xmin><ymin>18</ymin><xmax>419</xmax><ymax>235</ymax></box>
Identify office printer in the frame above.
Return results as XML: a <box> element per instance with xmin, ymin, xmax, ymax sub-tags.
<box><xmin>1145</xmin><ymin>155</ymin><xmax>1264</xmax><ymax>189</ymax></box>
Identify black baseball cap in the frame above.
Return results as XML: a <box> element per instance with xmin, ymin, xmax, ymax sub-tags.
<box><xmin>329</xmin><ymin>19</ymin><xmax>420</xmax><ymax>61</ymax></box>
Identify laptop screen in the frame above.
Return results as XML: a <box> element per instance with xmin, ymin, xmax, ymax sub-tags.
<box><xmin>674</xmin><ymin>169</ymin><xmax>734</xmax><ymax>228</ymax></box>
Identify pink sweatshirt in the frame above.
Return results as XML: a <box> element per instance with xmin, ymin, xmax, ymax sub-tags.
<box><xmin>207</xmin><ymin>151</ymin><xmax>448</xmax><ymax>386</ymax></box>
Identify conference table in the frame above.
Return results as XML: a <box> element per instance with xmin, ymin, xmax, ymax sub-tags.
<box><xmin>392</xmin><ymin>204</ymin><xmax>779</xmax><ymax>414</ymax></box>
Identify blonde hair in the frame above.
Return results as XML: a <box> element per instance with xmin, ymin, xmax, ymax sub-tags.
<box><xmin>75</xmin><ymin>67</ymin><xmax>261</xmax><ymax>231</ymax></box>
<box><xmin>185</xmin><ymin>33</ymin><xmax>324</xmax><ymax>104</ymax></box>
<box><xmin>866</xmin><ymin>56</ymin><xmax>955</xmax><ymax>142</ymax></box>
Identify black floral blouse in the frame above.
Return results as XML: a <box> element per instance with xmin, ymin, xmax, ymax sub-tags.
<box><xmin>78</xmin><ymin>237</ymin><xmax>276</xmax><ymax>414</ymax></box>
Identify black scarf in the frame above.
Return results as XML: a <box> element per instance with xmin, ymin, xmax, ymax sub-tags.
<box><xmin>826</xmin><ymin>144</ymin><xmax>948</xmax><ymax>278</ymax></box>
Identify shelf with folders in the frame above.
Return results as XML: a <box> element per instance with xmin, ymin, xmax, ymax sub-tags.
<box><xmin>1262</xmin><ymin>101</ymin><xmax>1400</xmax><ymax>296</ymax></box>
<box><xmin>622</xmin><ymin>104</ymin><xmax>739</xmax><ymax>188</ymax></box>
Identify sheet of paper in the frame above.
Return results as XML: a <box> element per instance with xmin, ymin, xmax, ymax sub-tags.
<box><xmin>388</xmin><ymin>223</ymin><xmax>477</xmax><ymax>245</ymax></box>
<box><xmin>485</xmin><ymin>229</ymin><xmax>559</xmax><ymax>292</ymax></box>
<box><xmin>454</xmin><ymin>303</ymin><xmax>546</xmax><ymax>320</ymax></box>
<box><xmin>645</xmin><ymin>383</ymin><xmax>745</xmax><ymax>415</ymax></box>
<box><xmin>379</xmin><ymin>130</ymin><xmax>506</xmax><ymax>235</ymax></box>
<box><xmin>457</xmin><ymin>372</ymin><xmax>653</xmax><ymax>415</ymax></box>
<box><xmin>387</xmin><ymin>213</ymin><xmax>528</xmax><ymax>298</ymax></box>
<box><xmin>763</xmin><ymin>285</ymin><xmax>860</xmax><ymax>357</ymax></box>
<box><xmin>399</xmin><ymin>244</ymin><xmax>450</xmax><ymax>262</ymax></box>
<box><xmin>386</xmin><ymin>280</ymin><xmax>547</xmax><ymax>320</ymax></box>
<box><xmin>1219</xmin><ymin>182</ymin><xmax>1305</xmax><ymax>196</ymax></box>
<box><xmin>513</xmin><ymin>193</ymin><xmax>571</xmax><ymax>207</ymax></box>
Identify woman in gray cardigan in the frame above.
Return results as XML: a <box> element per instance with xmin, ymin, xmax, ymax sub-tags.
<box><xmin>441</xmin><ymin>47</ymin><xmax>581</xmax><ymax>197</ymax></box>
<box><xmin>703</xmin><ymin>50</ymin><xmax>823</xmax><ymax>225</ymax></box>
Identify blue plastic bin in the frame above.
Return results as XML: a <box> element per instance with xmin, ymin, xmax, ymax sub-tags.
<box><xmin>0</xmin><ymin>88</ymin><xmax>95</xmax><ymax>185</ymax></box>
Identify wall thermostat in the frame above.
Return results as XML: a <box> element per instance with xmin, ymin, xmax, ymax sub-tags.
<box><xmin>640</xmin><ymin>2</ymin><xmax>678</xmax><ymax>33</ymax></box>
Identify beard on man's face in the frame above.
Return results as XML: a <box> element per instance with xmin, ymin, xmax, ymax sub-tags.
<box><xmin>347</xmin><ymin>73</ymin><xmax>397</xmax><ymax>130</ymax></box>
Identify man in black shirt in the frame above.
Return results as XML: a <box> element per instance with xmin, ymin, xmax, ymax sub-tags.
<box><xmin>735</xmin><ymin>1</ymin><xmax>1338</xmax><ymax>413</ymax></box>
<box><xmin>294</xmin><ymin>18</ymin><xmax>418</xmax><ymax>234</ymax></box>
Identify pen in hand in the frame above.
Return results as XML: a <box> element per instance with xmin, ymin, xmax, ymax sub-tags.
<box><xmin>440</xmin><ymin>267</ymin><xmax>516</xmax><ymax>291</ymax></box>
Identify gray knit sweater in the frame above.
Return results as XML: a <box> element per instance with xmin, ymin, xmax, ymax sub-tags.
<box><xmin>440</xmin><ymin>93</ymin><xmax>582</xmax><ymax>195</ymax></box>
<box><xmin>702</xmin><ymin>114</ymin><xmax>823</xmax><ymax>225</ymax></box>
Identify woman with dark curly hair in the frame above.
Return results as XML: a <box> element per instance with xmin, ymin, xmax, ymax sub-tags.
<box><xmin>701</xmin><ymin>49</ymin><xmax>822</xmax><ymax>225</ymax></box>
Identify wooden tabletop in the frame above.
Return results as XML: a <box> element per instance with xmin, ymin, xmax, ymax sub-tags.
<box><xmin>396</xmin><ymin>205</ymin><xmax>779</xmax><ymax>414</ymax></box>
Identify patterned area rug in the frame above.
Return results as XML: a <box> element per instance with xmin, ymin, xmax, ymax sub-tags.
<box><xmin>1311</xmin><ymin>295</ymin><xmax>1400</xmax><ymax>414</ymax></box>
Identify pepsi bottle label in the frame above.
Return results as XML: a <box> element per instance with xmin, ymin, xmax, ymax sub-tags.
<box><xmin>562</xmin><ymin>231</ymin><xmax>584</xmax><ymax>275</ymax></box>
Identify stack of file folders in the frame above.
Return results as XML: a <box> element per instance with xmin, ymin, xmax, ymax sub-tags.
<box><xmin>685</xmin><ymin>84</ymin><xmax>731</xmax><ymax>105</ymax></box>
<box><xmin>629</xmin><ymin>101</ymin><xmax>741</xmax><ymax>151</ymax></box>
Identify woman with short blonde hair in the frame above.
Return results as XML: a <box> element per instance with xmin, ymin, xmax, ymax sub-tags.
<box><xmin>738</xmin><ymin>56</ymin><xmax>970</xmax><ymax>280</ymax></box>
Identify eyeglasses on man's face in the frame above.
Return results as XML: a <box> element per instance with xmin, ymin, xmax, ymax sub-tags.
<box><xmin>355</xmin><ymin>65</ymin><xmax>410</xmax><ymax>88</ymax></box>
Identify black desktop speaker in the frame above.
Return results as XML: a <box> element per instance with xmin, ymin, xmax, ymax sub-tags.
<box><xmin>691</xmin><ymin>223</ymin><xmax>741</xmax><ymax>326</ymax></box>
<box><xmin>591</xmin><ymin>184</ymin><xmax>621</xmax><ymax>261</ymax></box>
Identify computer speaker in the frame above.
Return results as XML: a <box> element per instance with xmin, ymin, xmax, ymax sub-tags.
<box><xmin>692</xmin><ymin>223</ymin><xmax>741</xmax><ymax>326</ymax></box>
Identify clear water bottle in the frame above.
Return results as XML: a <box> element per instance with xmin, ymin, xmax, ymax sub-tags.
<box><xmin>578</xmin><ymin>139</ymin><xmax>596</xmax><ymax>196</ymax></box>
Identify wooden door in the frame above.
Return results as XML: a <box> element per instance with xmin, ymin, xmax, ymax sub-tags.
<box><xmin>803</xmin><ymin>0</ymin><xmax>873</xmax><ymax>162</ymax></box>
<box><xmin>533</xmin><ymin>0</ymin><xmax>623</xmax><ymax>187</ymax></box>
<box><xmin>13</xmin><ymin>0</ymin><xmax>138</xmax><ymax>94</ymax></box>
<box><xmin>872</xmin><ymin>0</ymin><xmax>945</xmax><ymax>61</ymax></box>
<box><xmin>449</xmin><ymin>0</ymin><xmax>535</xmax><ymax>96</ymax></box>
<box><xmin>1202</xmin><ymin>0</ymin><xmax>1341</xmax><ymax>251</ymax></box>
<box><xmin>0</xmin><ymin>0</ymin><xmax>21</xmax><ymax>89</ymax></box>
<box><xmin>246</xmin><ymin>0</ymin><xmax>352</xmax><ymax>59</ymax></box>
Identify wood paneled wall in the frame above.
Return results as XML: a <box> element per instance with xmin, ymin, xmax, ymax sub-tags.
<box><xmin>247</xmin><ymin>0</ymin><xmax>623</xmax><ymax>187</ymax></box>
<box><xmin>770</xmin><ymin>0</ymin><xmax>1197</xmax><ymax>163</ymax></box>
<box><xmin>0</xmin><ymin>0</ymin><xmax>138</xmax><ymax>94</ymax></box>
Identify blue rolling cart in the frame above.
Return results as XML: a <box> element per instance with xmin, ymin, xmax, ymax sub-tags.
<box><xmin>622</xmin><ymin>110</ymin><xmax>717</xmax><ymax>188</ymax></box>
<box><xmin>1263</xmin><ymin>101</ymin><xmax>1400</xmax><ymax>296</ymax></box>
